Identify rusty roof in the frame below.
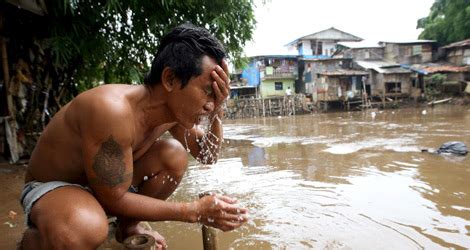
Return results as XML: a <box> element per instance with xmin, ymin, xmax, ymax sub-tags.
<box><xmin>442</xmin><ymin>39</ymin><xmax>470</xmax><ymax>49</ymax></box>
<box><xmin>408</xmin><ymin>63</ymin><xmax>470</xmax><ymax>74</ymax></box>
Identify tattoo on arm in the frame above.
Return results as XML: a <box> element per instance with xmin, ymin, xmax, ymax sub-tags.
<box><xmin>91</xmin><ymin>135</ymin><xmax>130</xmax><ymax>187</ymax></box>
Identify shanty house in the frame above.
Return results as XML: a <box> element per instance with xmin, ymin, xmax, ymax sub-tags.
<box><xmin>240</xmin><ymin>55</ymin><xmax>298</xmax><ymax>98</ymax></box>
<box><xmin>303</xmin><ymin>58</ymin><xmax>368</xmax><ymax>103</ymax></box>
<box><xmin>335</xmin><ymin>41</ymin><xmax>384</xmax><ymax>61</ymax></box>
<box><xmin>356</xmin><ymin>61</ymin><xmax>416</xmax><ymax>98</ymax></box>
<box><xmin>379</xmin><ymin>40</ymin><xmax>437</xmax><ymax>64</ymax></box>
<box><xmin>442</xmin><ymin>39</ymin><xmax>470</xmax><ymax>66</ymax></box>
<box><xmin>286</xmin><ymin>27</ymin><xmax>362</xmax><ymax>58</ymax></box>
<box><xmin>404</xmin><ymin>63</ymin><xmax>470</xmax><ymax>95</ymax></box>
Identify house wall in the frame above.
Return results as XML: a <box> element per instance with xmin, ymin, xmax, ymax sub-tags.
<box><xmin>446</xmin><ymin>47</ymin><xmax>470</xmax><ymax>66</ymax></box>
<box><xmin>384</xmin><ymin>43</ymin><xmax>434</xmax><ymax>64</ymax></box>
<box><xmin>308</xmin><ymin>59</ymin><xmax>353</xmax><ymax>83</ymax></box>
<box><xmin>300</xmin><ymin>40</ymin><xmax>313</xmax><ymax>55</ymax></box>
<box><xmin>322</xmin><ymin>41</ymin><xmax>336</xmax><ymax>56</ymax></box>
<box><xmin>371</xmin><ymin>73</ymin><xmax>412</xmax><ymax>96</ymax></box>
<box><xmin>445</xmin><ymin>72</ymin><xmax>465</xmax><ymax>82</ymax></box>
<box><xmin>343</xmin><ymin>48</ymin><xmax>384</xmax><ymax>60</ymax></box>
<box><xmin>260</xmin><ymin>78</ymin><xmax>295</xmax><ymax>97</ymax></box>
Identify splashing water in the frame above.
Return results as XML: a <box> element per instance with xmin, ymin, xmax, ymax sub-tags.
<box><xmin>183</xmin><ymin>114</ymin><xmax>224</xmax><ymax>164</ymax></box>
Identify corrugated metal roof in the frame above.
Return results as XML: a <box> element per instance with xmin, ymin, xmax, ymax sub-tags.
<box><xmin>407</xmin><ymin>63</ymin><xmax>470</xmax><ymax>74</ymax></box>
<box><xmin>355</xmin><ymin>60</ymin><xmax>400</xmax><ymax>73</ymax></box>
<box><xmin>301</xmin><ymin>57</ymin><xmax>352</xmax><ymax>61</ymax></box>
<box><xmin>379</xmin><ymin>40</ymin><xmax>436</xmax><ymax>45</ymax></box>
<box><xmin>338</xmin><ymin>41</ymin><xmax>382</xmax><ymax>49</ymax></box>
<box><xmin>319</xmin><ymin>69</ymin><xmax>369</xmax><ymax>76</ymax></box>
<box><xmin>286</xmin><ymin>27</ymin><xmax>362</xmax><ymax>46</ymax></box>
<box><xmin>442</xmin><ymin>39</ymin><xmax>470</xmax><ymax>49</ymax></box>
<box><xmin>380</xmin><ymin>67</ymin><xmax>412</xmax><ymax>74</ymax></box>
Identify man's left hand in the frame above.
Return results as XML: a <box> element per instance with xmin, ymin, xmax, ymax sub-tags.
<box><xmin>210</xmin><ymin>59</ymin><xmax>230</xmax><ymax>113</ymax></box>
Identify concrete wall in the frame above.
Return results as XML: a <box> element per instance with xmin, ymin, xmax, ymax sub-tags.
<box><xmin>322</xmin><ymin>41</ymin><xmax>336</xmax><ymax>56</ymax></box>
<box><xmin>300</xmin><ymin>40</ymin><xmax>313</xmax><ymax>55</ymax></box>
<box><xmin>260</xmin><ymin>78</ymin><xmax>295</xmax><ymax>97</ymax></box>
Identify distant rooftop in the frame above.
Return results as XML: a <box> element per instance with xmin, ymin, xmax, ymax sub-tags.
<box><xmin>286</xmin><ymin>27</ymin><xmax>363</xmax><ymax>46</ymax></box>
<box><xmin>442</xmin><ymin>39</ymin><xmax>470</xmax><ymax>49</ymax></box>
<box><xmin>338</xmin><ymin>41</ymin><xmax>382</xmax><ymax>49</ymax></box>
<box><xmin>379</xmin><ymin>40</ymin><xmax>436</xmax><ymax>45</ymax></box>
<box><xmin>356</xmin><ymin>60</ymin><xmax>408</xmax><ymax>74</ymax></box>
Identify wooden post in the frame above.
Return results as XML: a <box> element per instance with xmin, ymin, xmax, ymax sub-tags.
<box><xmin>124</xmin><ymin>234</ymin><xmax>156</xmax><ymax>250</ymax></box>
<box><xmin>262</xmin><ymin>98</ymin><xmax>265</xmax><ymax>117</ymax></box>
<box><xmin>1</xmin><ymin>36</ymin><xmax>13</xmax><ymax>116</ymax></box>
<box><xmin>199</xmin><ymin>192</ymin><xmax>219</xmax><ymax>250</ymax></box>
<box><xmin>382</xmin><ymin>87</ymin><xmax>386</xmax><ymax>109</ymax></box>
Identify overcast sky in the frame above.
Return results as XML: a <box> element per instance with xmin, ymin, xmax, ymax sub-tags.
<box><xmin>244</xmin><ymin>0</ymin><xmax>436</xmax><ymax>56</ymax></box>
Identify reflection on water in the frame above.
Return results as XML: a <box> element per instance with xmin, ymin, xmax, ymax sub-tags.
<box><xmin>152</xmin><ymin>106</ymin><xmax>470</xmax><ymax>249</ymax></box>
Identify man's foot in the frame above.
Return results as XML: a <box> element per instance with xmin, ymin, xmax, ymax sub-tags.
<box><xmin>115</xmin><ymin>221</ymin><xmax>167</xmax><ymax>249</ymax></box>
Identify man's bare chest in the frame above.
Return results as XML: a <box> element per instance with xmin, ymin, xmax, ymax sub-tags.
<box><xmin>132</xmin><ymin>122</ymin><xmax>177</xmax><ymax>160</ymax></box>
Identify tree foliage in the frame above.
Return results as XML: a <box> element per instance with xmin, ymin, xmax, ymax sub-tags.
<box><xmin>0</xmin><ymin>0</ymin><xmax>256</xmax><ymax>159</ymax></box>
<box><xmin>51</xmin><ymin>0</ymin><xmax>256</xmax><ymax>83</ymax></box>
<box><xmin>417</xmin><ymin>0</ymin><xmax>470</xmax><ymax>45</ymax></box>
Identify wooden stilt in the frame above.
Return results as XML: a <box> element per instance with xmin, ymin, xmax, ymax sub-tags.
<box><xmin>199</xmin><ymin>192</ymin><xmax>219</xmax><ymax>250</ymax></box>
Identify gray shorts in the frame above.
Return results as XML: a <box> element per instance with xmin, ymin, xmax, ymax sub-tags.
<box><xmin>19</xmin><ymin>181</ymin><xmax>91</xmax><ymax>226</ymax></box>
<box><xmin>20</xmin><ymin>181</ymin><xmax>140</xmax><ymax>227</ymax></box>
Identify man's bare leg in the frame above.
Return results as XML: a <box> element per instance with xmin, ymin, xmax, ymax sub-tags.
<box><xmin>115</xmin><ymin>138</ymin><xmax>189</xmax><ymax>248</ymax></box>
<box><xmin>20</xmin><ymin>186</ymin><xmax>109</xmax><ymax>250</ymax></box>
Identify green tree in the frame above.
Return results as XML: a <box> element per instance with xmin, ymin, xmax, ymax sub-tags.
<box><xmin>1</xmin><ymin>0</ymin><xmax>256</xmax><ymax>159</ymax></box>
<box><xmin>417</xmin><ymin>0</ymin><xmax>470</xmax><ymax>45</ymax></box>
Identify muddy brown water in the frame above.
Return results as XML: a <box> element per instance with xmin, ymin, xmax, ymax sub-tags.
<box><xmin>0</xmin><ymin>105</ymin><xmax>469</xmax><ymax>249</ymax></box>
<box><xmin>153</xmin><ymin>105</ymin><xmax>470</xmax><ymax>249</ymax></box>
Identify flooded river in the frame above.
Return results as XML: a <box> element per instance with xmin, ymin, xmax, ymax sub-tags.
<box><xmin>153</xmin><ymin>105</ymin><xmax>470</xmax><ymax>249</ymax></box>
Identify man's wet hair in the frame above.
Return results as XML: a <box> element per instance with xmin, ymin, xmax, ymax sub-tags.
<box><xmin>144</xmin><ymin>23</ymin><xmax>226</xmax><ymax>88</ymax></box>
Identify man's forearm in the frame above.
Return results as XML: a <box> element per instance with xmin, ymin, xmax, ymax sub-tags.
<box><xmin>103</xmin><ymin>192</ymin><xmax>198</xmax><ymax>223</ymax></box>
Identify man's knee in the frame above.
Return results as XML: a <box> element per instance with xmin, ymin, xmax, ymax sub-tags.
<box><xmin>159</xmin><ymin>138</ymin><xmax>189</xmax><ymax>175</ymax></box>
<box><xmin>142</xmin><ymin>138</ymin><xmax>188</xmax><ymax>176</ymax></box>
<box><xmin>43</xmin><ymin>209</ymin><xmax>108</xmax><ymax>249</ymax></box>
<box><xmin>31</xmin><ymin>187</ymin><xmax>109</xmax><ymax>249</ymax></box>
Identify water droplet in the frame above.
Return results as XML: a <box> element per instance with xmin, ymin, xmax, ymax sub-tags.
<box><xmin>143</xmin><ymin>176</ymin><xmax>148</xmax><ymax>181</ymax></box>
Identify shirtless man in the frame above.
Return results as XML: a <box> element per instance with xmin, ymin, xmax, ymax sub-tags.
<box><xmin>19</xmin><ymin>24</ymin><xmax>248</xmax><ymax>249</ymax></box>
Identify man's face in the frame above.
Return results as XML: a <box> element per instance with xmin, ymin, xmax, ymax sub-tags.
<box><xmin>167</xmin><ymin>55</ymin><xmax>218</xmax><ymax>129</ymax></box>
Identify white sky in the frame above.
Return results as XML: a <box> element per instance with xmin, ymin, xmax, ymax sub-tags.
<box><xmin>244</xmin><ymin>0</ymin><xmax>436</xmax><ymax>56</ymax></box>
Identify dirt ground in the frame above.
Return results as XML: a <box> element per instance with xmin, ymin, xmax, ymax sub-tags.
<box><xmin>0</xmin><ymin>162</ymin><xmax>27</xmax><ymax>249</ymax></box>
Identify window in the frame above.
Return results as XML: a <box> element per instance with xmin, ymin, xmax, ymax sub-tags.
<box><xmin>317</xmin><ymin>41</ymin><xmax>323</xmax><ymax>55</ymax></box>
<box><xmin>412</xmin><ymin>45</ymin><xmax>422</xmax><ymax>56</ymax></box>
<box><xmin>275</xmin><ymin>82</ymin><xmax>283</xmax><ymax>90</ymax></box>
<box><xmin>386</xmin><ymin>82</ymin><xmax>401</xmax><ymax>93</ymax></box>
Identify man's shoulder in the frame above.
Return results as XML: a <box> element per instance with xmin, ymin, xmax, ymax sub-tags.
<box><xmin>75</xmin><ymin>85</ymin><xmax>133</xmax><ymax>115</ymax></box>
<box><xmin>72</xmin><ymin>85</ymin><xmax>135</xmax><ymax>135</ymax></box>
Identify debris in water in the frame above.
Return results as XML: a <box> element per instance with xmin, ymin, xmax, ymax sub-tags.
<box><xmin>8</xmin><ymin>211</ymin><xmax>17</xmax><ymax>220</ymax></box>
<box><xmin>371</xmin><ymin>111</ymin><xmax>376</xmax><ymax>119</ymax></box>
<box><xmin>422</xmin><ymin>110</ymin><xmax>427</xmax><ymax>115</ymax></box>
<box><xmin>3</xmin><ymin>222</ymin><xmax>16</xmax><ymax>228</ymax></box>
